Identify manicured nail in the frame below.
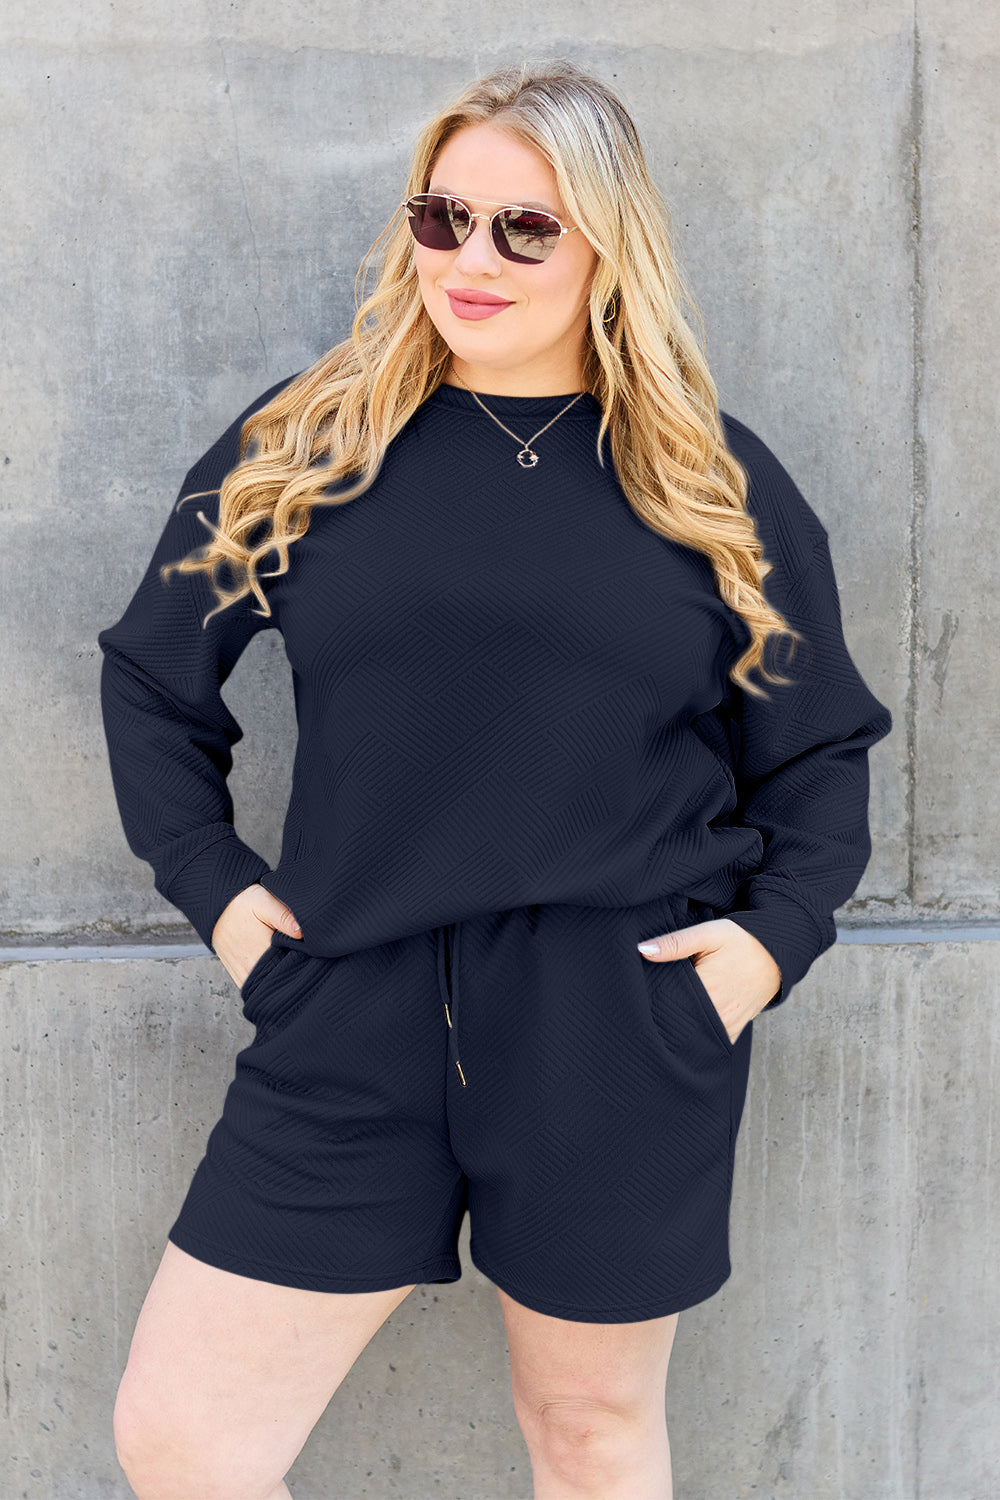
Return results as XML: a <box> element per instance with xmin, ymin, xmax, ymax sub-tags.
<box><xmin>637</xmin><ymin>940</ymin><xmax>660</xmax><ymax>956</ymax></box>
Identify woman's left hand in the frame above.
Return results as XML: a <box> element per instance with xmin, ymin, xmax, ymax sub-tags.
<box><xmin>637</xmin><ymin>917</ymin><xmax>782</xmax><ymax>1044</ymax></box>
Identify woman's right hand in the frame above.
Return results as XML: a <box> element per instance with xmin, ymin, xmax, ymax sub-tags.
<box><xmin>211</xmin><ymin>883</ymin><xmax>303</xmax><ymax>990</ymax></box>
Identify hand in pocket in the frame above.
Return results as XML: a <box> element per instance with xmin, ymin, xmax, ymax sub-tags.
<box><xmin>636</xmin><ymin>917</ymin><xmax>782</xmax><ymax>1043</ymax></box>
<box><xmin>211</xmin><ymin>883</ymin><xmax>303</xmax><ymax>989</ymax></box>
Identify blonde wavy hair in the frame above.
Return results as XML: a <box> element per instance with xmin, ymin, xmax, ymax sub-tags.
<box><xmin>164</xmin><ymin>58</ymin><xmax>798</xmax><ymax>695</ymax></box>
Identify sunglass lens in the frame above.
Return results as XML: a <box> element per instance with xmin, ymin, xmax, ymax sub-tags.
<box><xmin>494</xmin><ymin>208</ymin><xmax>562</xmax><ymax>263</ymax></box>
<box><xmin>406</xmin><ymin>194</ymin><xmax>470</xmax><ymax>251</ymax></box>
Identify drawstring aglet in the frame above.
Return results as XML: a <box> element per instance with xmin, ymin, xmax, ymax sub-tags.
<box><xmin>443</xmin><ymin>1001</ymin><xmax>452</xmax><ymax>1028</ymax></box>
<box><xmin>455</xmin><ymin>1059</ymin><xmax>467</xmax><ymax>1086</ymax></box>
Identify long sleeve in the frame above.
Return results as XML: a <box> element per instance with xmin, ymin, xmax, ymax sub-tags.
<box><xmin>97</xmin><ymin>378</ymin><xmax>293</xmax><ymax>950</ymax></box>
<box><xmin>712</xmin><ymin>421</ymin><xmax>894</xmax><ymax>1005</ymax></box>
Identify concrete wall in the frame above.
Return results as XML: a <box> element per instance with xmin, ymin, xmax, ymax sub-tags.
<box><xmin>2</xmin><ymin>2</ymin><xmax>996</xmax><ymax>1495</ymax></box>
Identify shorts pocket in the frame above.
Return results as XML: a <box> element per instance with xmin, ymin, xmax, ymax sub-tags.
<box><xmin>680</xmin><ymin>956</ymin><xmax>736</xmax><ymax>1054</ymax></box>
<box><xmin>239</xmin><ymin>934</ymin><xmax>287</xmax><ymax>1009</ymax></box>
<box><xmin>648</xmin><ymin>893</ymin><xmax>735</xmax><ymax>1059</ymax></box>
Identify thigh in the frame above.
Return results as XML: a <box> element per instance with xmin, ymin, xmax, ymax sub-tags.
<box><xmin>497</xmin><ymin>1283</ymin><xmax>678</xmax><ymax>1415</ymax></box>
<box><xmin>114</xmin><ymin>1241</ymin><xmax>416</xmax><ymax>1491</ymax></box>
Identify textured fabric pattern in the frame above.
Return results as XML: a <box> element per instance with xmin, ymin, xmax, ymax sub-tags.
<box><xmin>167</xmin><ymin>895</ymin><xmax>754</xmax><ymax>1321</ymax></box>
<box><xmin>98</xmin><ymin>376</ymin><xmax>892</xmax><ymax>1003</ymax></box>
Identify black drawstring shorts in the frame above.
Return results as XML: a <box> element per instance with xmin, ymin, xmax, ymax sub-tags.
<box><xmin>167</xmin><ymin>894</ymin><xmax>754</xmax><ymax>1323</ymax></box>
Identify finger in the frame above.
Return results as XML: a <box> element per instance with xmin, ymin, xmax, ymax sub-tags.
<box><xmin>276</xmin><ymin>908</ymin><xmax>303</xmax><ymax>938</ymax></box>
<box><xmin>248</xmin><ymin>888</ymin><xmax>303</xmax><ymax>939</ymax></box>
<box><xmin>269</xmin><ymin>903</ymin><xmax>303</xmax><ymax>939</ymax></box>
<box><xmin>636</xmin><ymin>921</ymin><xmax>715</xmax><ymax>962</ymax></box>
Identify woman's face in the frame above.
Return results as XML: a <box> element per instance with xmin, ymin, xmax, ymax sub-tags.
<box><xmin>412</xmin><ymin>123</ymin><xmax>599</xmax><ymax>395</ymax></box>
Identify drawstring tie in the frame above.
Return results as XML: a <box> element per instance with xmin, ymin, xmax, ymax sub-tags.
<box><xmin>437</xmin><ymin>922</ymin><xmax>467</xmax><ymax>1087</ymax></box>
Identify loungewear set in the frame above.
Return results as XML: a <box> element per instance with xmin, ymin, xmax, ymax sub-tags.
<box><xmin>97</xmin><ymin>377</ymin><xmax>892</xmax><ymax>1322</ymax></box>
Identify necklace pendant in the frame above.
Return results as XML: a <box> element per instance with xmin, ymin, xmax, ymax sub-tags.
<box><xmin>517</xmin><ymin>447</ymin><xmax>539</xmax><ymax>469</ymax></box>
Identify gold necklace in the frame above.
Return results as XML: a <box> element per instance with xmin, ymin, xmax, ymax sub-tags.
<box><xmin>449</xmin><ymin>371</ymin><xmax>585</xmax><ymax>468</ymax></box>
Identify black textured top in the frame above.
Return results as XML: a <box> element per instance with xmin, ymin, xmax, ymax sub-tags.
<box><xmin>97</xmin><ymin>375</ymin><xmax>892</xmax><ymax>1003</ymax></box>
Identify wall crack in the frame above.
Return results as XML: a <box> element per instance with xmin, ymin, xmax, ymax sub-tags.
<box><xmin>218</xmin><ymin>41</ymin><xmax>268</xmax><ymax>373</ymax></box>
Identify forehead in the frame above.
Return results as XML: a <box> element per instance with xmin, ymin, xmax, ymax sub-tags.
<box><xmin>428</xmin><ymin>124</ymin><xmax>563</xmax><ymax>214</ymax></box>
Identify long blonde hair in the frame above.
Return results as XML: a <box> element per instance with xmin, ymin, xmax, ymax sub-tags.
<box><xmin>164</xmin><ymin>59</ymin><xmax>798</xmax><ymax>695</ymax></box>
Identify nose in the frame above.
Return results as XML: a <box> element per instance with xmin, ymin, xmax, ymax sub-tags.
<box><xmin>453</xmin><ymin>214</ymin><xmax>505</xmax><ymax>277</ymax></box>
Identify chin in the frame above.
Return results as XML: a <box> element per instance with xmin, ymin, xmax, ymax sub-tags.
<box><xmin>436</xmin><ymin>325</ymin><xmax>519</xmax><ymax>370</ymax></box>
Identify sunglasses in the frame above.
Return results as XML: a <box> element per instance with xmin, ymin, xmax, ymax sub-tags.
<box><xmin>403</xmin><ymin>192</ymin><xmax>579</xmax><ymax>265</ymax></box>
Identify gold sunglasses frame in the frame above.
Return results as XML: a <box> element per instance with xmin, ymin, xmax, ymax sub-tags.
<box><xmin>402</xmin><ymin>193</ymin><xmax>579</xmax><ymax>261</ymax></box>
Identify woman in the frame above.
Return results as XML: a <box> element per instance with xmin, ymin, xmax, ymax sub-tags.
<box><xmin>98</xmin><ymin>59</ymin><xmax>891</xmax><ymax>1500</ymax></box>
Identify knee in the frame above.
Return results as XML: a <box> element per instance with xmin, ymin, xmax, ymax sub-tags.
<box><xmin>515</xmin><ymin>1394</ymin><xmax>643</xmax><ymax>1486</ymax></box>
<box><xmin>113</xmin><ymin>1375</ymin><xmax>274</xmax><ymax>1500</ymax></box>
<box><xmin>113</xmin><ymin>1379</ymin><xmax>193</xmax><ymax>1499</ymax></box>
<box><xmin>113</xmin><ymin>1377</ymin><xmax>160</xmax><ymax>1493</ymax></box>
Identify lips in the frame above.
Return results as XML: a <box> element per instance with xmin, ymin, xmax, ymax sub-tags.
<box><xmin>445</xmin><ymin>288</ymin><xmax>514</xmax><ymax>321</ymax></box>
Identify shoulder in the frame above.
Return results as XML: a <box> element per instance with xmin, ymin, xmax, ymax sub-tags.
<box><xmin>179</xmin><ymin>370</ymin><xmax>304</xmax><ymax>501</ymax></box>
<box><xmin>719</xmin><ymin>410</ymin><xmax>828</xmax><ymax>576</ymax></box>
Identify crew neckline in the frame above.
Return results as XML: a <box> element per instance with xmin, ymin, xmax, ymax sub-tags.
<box><xmin>428</xmin><ymin>382</ymin><xmax>601</xmax><ymax>420</ymax></box>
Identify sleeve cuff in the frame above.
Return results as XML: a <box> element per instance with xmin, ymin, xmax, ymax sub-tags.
<box><xmin>153</xmin><ymin>826</ymin><xmax>273</xmax><ymax>951</ymax></box>
<box><xmin>721</xmin><ymin>887</ymin><xmax>836</xmax><ymax>1007</ymax></box>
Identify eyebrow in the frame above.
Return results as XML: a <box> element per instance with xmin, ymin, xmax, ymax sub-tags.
<box><xmin>428</xmin><ymin>184</ymin><xmax>559</xmax><ymax>214</ymax></box>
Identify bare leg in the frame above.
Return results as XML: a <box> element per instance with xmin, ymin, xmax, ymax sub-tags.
<box><xmin>114</xmin><ymin>1241</ymin><xmax>417</xmax><ymax>1499</ymax></box>
<box><xmin>496</xmin><ymin>1285</ymin><xmax>678</xmax><ymax>1500</ymax></box>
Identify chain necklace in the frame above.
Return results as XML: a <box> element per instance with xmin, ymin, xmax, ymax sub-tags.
<box><xmin>449</xmin><ymin>371</ymin><xmax>585</xmax><ymax>468</ymax></box>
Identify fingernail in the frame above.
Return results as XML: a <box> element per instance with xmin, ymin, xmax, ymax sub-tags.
<box><xmin>636</xmin><ymin>940</ymin><xmax>660</xmax><ymax>956</ymax></box>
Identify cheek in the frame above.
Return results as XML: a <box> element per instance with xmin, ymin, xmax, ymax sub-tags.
<box><xmin>533</xmin><ymin>269</ymin><xmax>593</xmax><ymax>328</ymax></box>
<box><xmin>534</xmin><ymin>245</ymin><xmax>596</xmax><ymax>321</ymax></box>
<box><xmin>573</xmin><ymin>256</ymin><xmax>598</xmax><ymax>312</ymax></box>
<box><xmin>413</xmin><ymin>248</ymin><xmax>439</xmax><ymax>296</ymax></box>
<box><xmin>413</xmin><ymin>257</ymin><xmax>454</xmax><ymax>331</ymax></box>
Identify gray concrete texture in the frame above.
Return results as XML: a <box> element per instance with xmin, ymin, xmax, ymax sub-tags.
<box><xmin>1</xmin><ymin>0</ymin><xmax>996</xmax><ymax>1494</ymax></box>
<box><xmin>6</xmin><ymin>941</ymin><xmax>999</xmax><ymax>1498</ymax></box>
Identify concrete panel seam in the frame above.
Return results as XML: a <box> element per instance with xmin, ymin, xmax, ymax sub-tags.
<box><xmin>5</xmin><ymin>926</ymin><xmax>1000</xmax><ymax>963</ymax></box>
<box><xmin>906</xmin><ymin>5</ymin><xmax>926</xmax><ymax>904</ymax></box>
